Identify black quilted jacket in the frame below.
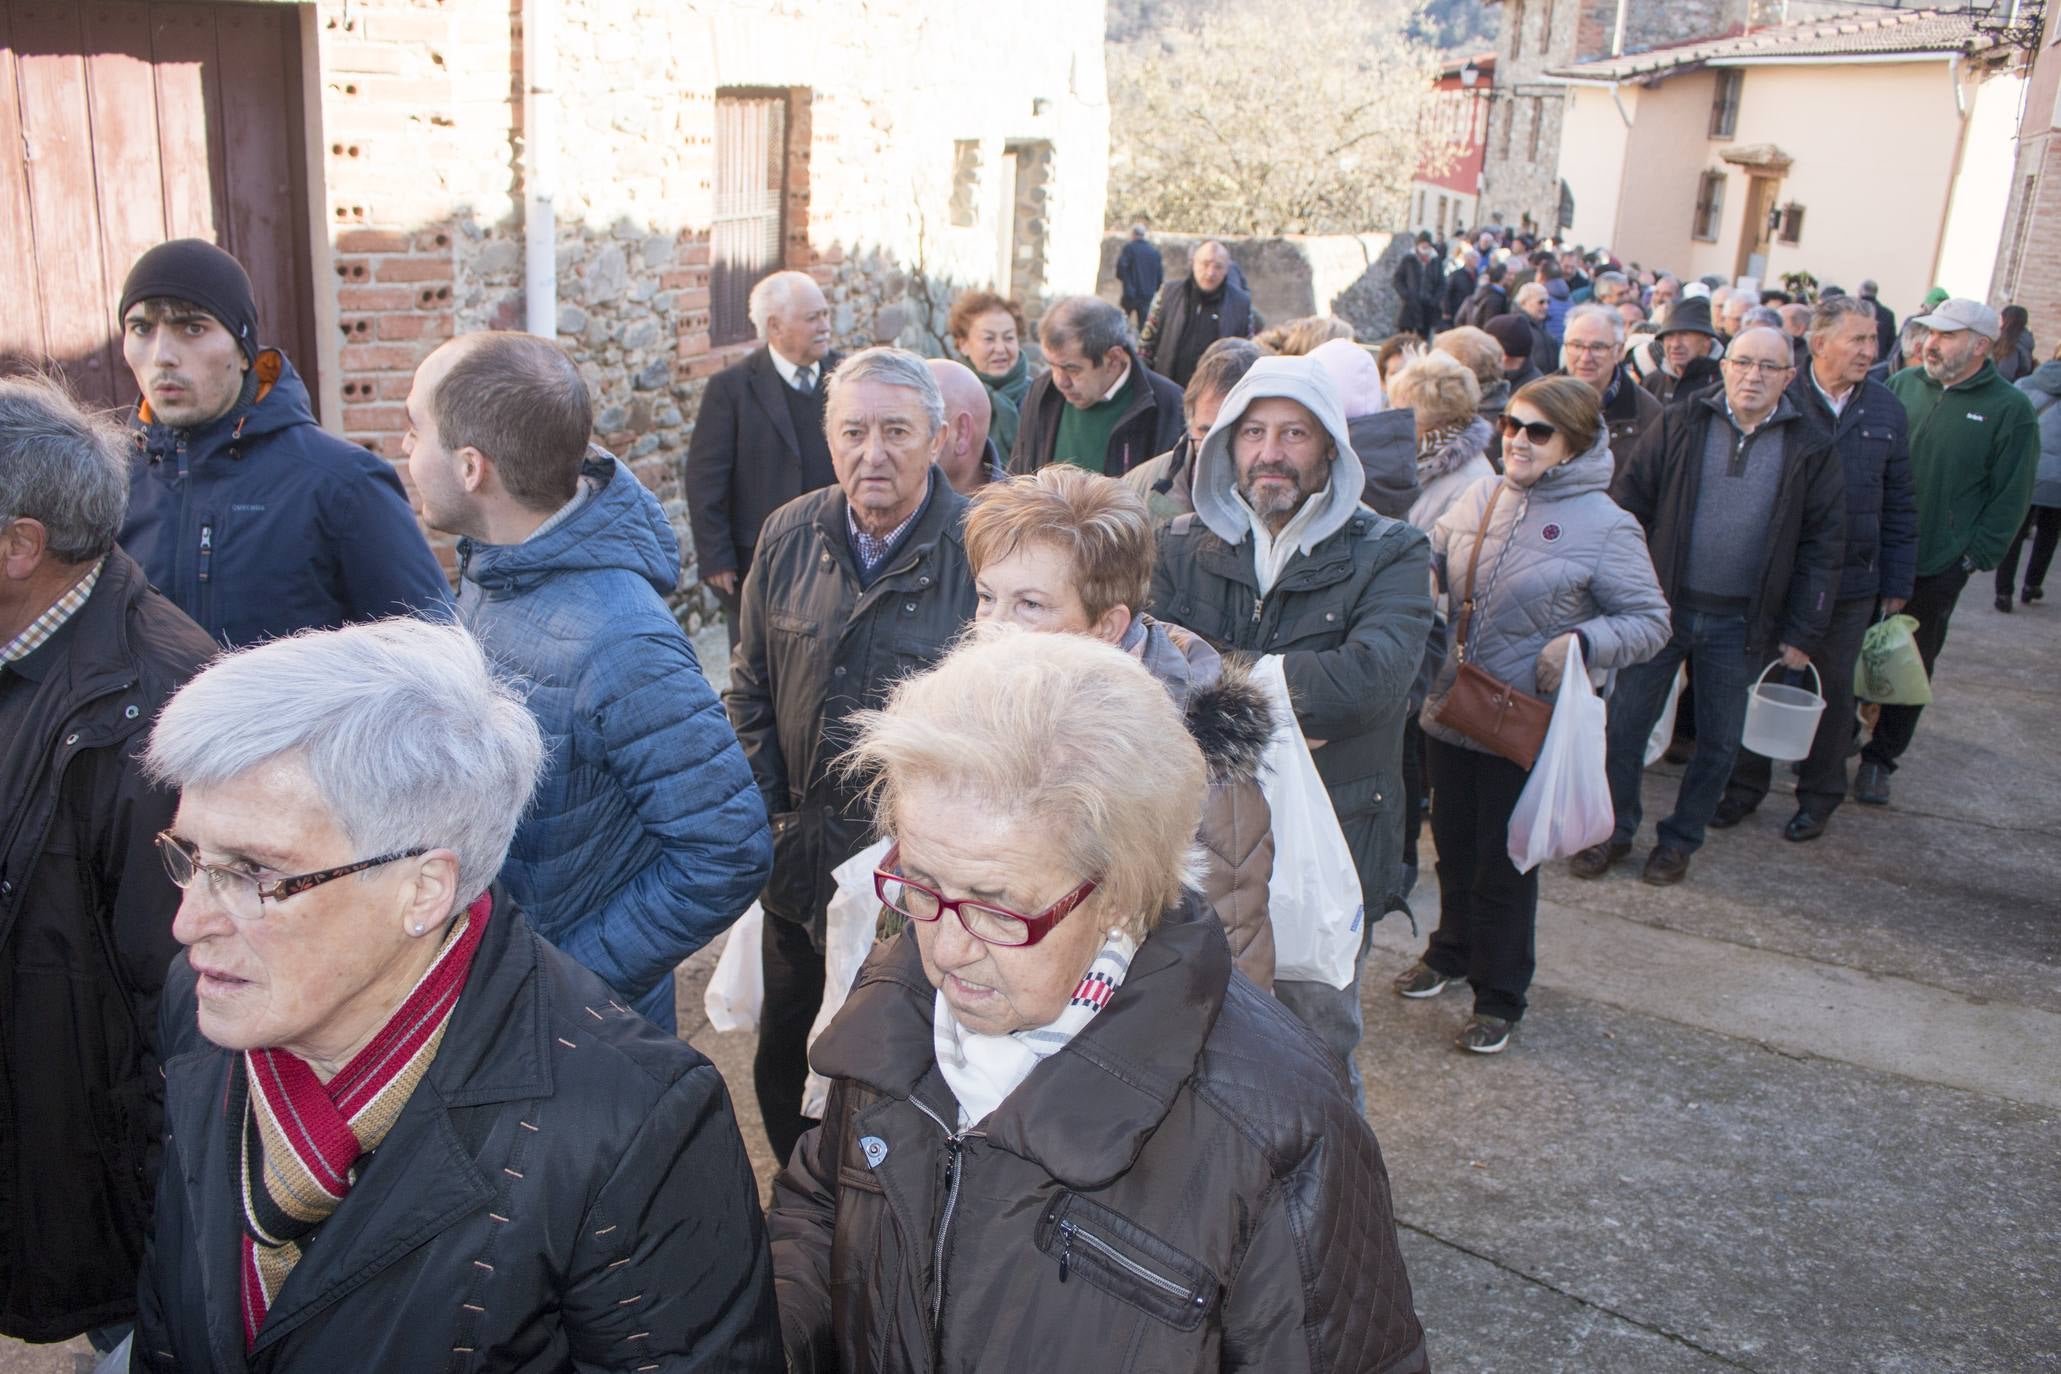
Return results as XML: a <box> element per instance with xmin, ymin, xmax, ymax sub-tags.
<box><xmin>767</xmin><ymin>897</ymin><xmax>1429</xmax><ymax>1373</ymax></box>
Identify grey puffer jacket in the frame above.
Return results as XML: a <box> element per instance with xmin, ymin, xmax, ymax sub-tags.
<box><xmin>1422</xmin><ymin>428</ymin><xmax>1671</xmax><ymax>753</ymax></box>
<box><xmin>1130</xmin><ymin>616</ymin><xmax>1276</xmax><ymax>990</ymax></box>
<box><xmin>2020</xmin><ymin>360</ymin><xmax>2061</xmax><ymax>508</ymax></box>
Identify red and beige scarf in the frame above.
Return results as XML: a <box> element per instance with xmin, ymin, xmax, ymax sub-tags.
<box><xmin>232</xmin><ymin>892</ymin><xmax>492</xmax><ymax>1349</ymax></box>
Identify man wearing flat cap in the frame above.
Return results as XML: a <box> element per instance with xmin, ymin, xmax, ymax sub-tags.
<box><xmin>1854</xmin><ymin>298</ymin><xmax>2039</xmax><ymax>806</ymax></box>
<box><xmin>116</xmin><ymin>238</ymin><xmax>449</xmax><ymax>647</ymax></box>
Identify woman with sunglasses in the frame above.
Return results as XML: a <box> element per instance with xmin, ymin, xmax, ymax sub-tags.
<box><xmin>767</xmin><ymin>626</ymin><xmax>1427</xmax><ymax>1373</ymax></box>
<box><xmin>1397</xmin><ymin>377</ymin><xmax>1669</xmax><ymax>1054</ymax></box>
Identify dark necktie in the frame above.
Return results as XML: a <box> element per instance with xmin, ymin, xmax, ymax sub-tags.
<box><xmin>796</xmin><ymin>366</ymin><xmax>816</xmax><ymax>396</ymax></box>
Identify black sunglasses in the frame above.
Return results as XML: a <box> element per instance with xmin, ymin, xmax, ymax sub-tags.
<box><xmin>1498</xmin><ymin>414</ymin><xmax>1558</xmax><ymax>445</ymax></box>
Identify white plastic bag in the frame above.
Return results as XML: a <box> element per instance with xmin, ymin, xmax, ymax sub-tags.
<box><xmin>1642</xmin><ymin>663</ymin><xmax>1687</xmax><ymax>767</ymax></box>
<box><xmin>1509</xmin><ymin>636</ymin><xmax>1615</xmax><ymax>873</ymax></box>
<box><xmin>800</xmin><ymin>837</ymin><xmax>892</xmax><ymax>1119</ymax></box>
<box><xmin>703</xmin><ymin>902</ymin><xmax>765</xmax><ymax>1033</ymax></box>
<box><xmin>1250</xmin><ymin>655</ymin><xmax>1364</xmax><ymax>988</ymax></box>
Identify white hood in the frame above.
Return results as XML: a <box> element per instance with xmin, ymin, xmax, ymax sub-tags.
<box><xmin>1191</xmin><ymin>355</ymin><xmax>1367</xmax><ymax>553</ymax></box>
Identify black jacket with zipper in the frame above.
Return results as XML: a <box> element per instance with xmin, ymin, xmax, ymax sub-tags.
<box><xmin>1007</xmin><ymin>348</ymin><xmax>1184</xmax><ymax>481</ymax></box>
<box><xmin>0</xmin><ymin>548</ymin><xmax>215</xmax><ymax>1341</ymax></box>
<box><xmin>134</xmin><ymin>891</ymin><xmax>781</xmax><ymax>1372</ymax></box>
<box><xmin>1611</xmin><ymin>390</ymin><xmax>1847</xmax><ymax>656</ymax></box>
<box><xmin>768</xmin><ymin>896</ymin><xmax>1428</xmax><ymax>1373</ymax></box>
<box><xmin>723</xmin><ymin>470</ymin><xmax>977</xmax><ymax>941</ymax></box>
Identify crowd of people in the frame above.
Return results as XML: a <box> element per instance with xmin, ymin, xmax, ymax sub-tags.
<box><xmin>1</xmin><ymin>218</ymin><xmax>2051</xmax><ymax>1370</ymax></box>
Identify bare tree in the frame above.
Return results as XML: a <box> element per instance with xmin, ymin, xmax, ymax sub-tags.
<box><xmin>1109</xmin><ymin>0</ymin><xmax>1459</xmax><ymax>236</ymax></box>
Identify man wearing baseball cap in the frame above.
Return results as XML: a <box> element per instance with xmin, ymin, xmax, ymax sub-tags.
<box><xmin>1856</xmin><ymin>297</ymin><xmax>2039</xmax><ymax>805</ymax></box>
<box><xmin>116</xmin><ymin>238</ymin><xmax>450</xmax><ymax>646</ymax></box>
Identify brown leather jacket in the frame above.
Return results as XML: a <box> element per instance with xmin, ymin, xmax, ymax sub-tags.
<box><xmin>1129</xmin><ymin>616</ymin><xmax>1276</xmax><ymax>990</ymax></box>
<box><xmin>767</xmin><ymin>898</ymin><xmax>1429</xmax><ymax>1373</ymax></box>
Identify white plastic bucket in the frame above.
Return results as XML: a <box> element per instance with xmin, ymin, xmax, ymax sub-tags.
<box><xmin>1741</xmin><ymin>659</ymin><xmax>1824</xmax><ymax>762</ymax></box>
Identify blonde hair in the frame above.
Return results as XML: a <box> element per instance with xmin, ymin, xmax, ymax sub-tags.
<box><xmin>840</xmin><ymin>624</ymin><xmax>1205</xmax><ymax>939</ymax></box>
<box><xmin>1387</xmin><ymin>349</ymin><xmax>1482</xmax><ymax>433</ymax></box>
<box><xmin>1274</xmin><ymin>316</ymin><xmax>1356</xmax><ymax>357</ymax></box>
<box><xmin>964</xmin><ymin>469</ymin><xmax>1155</xmax><ymax>625</ymax></box>
<box><xmin>1433</xmin><ymin>326</ymin><xmax>1504</xmax><ymax>390</ymax></box>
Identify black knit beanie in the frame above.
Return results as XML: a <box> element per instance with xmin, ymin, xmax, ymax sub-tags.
<box><xmin>118</xmin><ymin>239</ymin><xmax>261</xmax><ymax>364</ymax></box>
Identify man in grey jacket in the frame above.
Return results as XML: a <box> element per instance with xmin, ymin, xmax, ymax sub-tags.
<box><xmin>1150</xmin><ymin>356</ymin><xmax>1433</xmax><ymax>1105</ymax></box>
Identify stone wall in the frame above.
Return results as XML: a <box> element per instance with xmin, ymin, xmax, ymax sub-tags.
<box><xmin>1098</xmin><ymin>232</ymin><xmax>1409</xmax><ymax>340</ymax></box>
<box><xmin>303</xmin><ymin>0</ymin><xmax>1108</xmax><ymax>627</ymax></box>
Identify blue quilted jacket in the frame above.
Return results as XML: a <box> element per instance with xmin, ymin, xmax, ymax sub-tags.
<box><xmin>458</xmin><ymin>452</ymin><xmax>770</xmax><ymax>1031</ymax></box>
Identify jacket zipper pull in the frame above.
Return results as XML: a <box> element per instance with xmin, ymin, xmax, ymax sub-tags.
<box><xmin>1058</xmin><ymin>1221</ymin><xmax>1072</xmax><ymax>1283</ymax></box>
<box><xmin>1250</xmin><ymin>595</ymin><xmax>1263</xmax><ymax>625</ymax></box>
<box><xmin>198</xmin><ymin>522</ymin><xmax>213</xmax><ymax>584</ymax></box>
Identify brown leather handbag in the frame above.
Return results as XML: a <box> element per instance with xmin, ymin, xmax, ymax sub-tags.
<box><xmin>1432</xmin><ymin>483</ymin><xmax>1552</xmax><ymax>770</ymax></box>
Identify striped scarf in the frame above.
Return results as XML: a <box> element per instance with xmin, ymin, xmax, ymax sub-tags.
<box><xmin>233</xmin><ymin>892</ymin><xmax>492</xmax><ymax>1349</ymax></box>
<box><xmin>934</xmin><ymin>929</ymin><xmax>1139</xmax><ymax>1129</ymax></box>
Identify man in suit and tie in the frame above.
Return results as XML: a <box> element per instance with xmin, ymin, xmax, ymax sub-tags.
<box><xmin>685</xmin><ymin>270</ymin><xmax>843</xmax><ymax>644</ymax></box>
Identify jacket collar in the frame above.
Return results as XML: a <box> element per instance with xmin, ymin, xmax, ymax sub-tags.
<box><xmin>161</xmin><ymin>892</ymin><xmax>551</xmax><ymax>1360</ymax></box>
<box><xmin>812</xmin><ymin>894</ymin><xmax>1232</xmax><ymax>1188</ymax></box>
<box><xmin>808</xmin><ymin>467</ymin><xmax>966</xmax><ymax>585</ymax></box>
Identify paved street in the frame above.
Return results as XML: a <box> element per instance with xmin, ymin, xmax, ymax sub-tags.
<box><xmin>9</xmin><ymin>604</ymin><xmax>2055</xmax><ymax>1372</ymax></box>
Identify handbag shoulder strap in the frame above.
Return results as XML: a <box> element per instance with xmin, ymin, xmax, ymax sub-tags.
<box><xmin>1451</xmin><ymin>481</ymin><xmax>1504</xmax><ymax>662</ymax></box>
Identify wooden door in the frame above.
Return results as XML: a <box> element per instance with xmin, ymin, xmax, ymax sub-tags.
<box><xmin>1735</xmin><ymin>173</ymin><xmax>1781</xmax><ymax>286</ymax></box>
<box><xmin>710</xmin><ymin>89</ymin><xmax>789</xmax><ymax>348</ymax></box>
<box><xmin>0</xmin><ymin>1</ymin><xmax>316</xmax><ymax>413</ymax></box>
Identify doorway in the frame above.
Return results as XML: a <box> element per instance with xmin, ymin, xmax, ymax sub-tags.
<box><xmin>1735</xmin><ymin>173</ymin><xmax>1782</xmax><ymax>285</ymax></box>
<box><xmin>0</xmin><ymin>1</ymin><xmax>320</xmax><ymax>411</ymax></box>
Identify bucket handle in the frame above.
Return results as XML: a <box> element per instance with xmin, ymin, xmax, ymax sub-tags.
<box><xmin>1754</xmin><ymin>657</ymin><xmax>1822</xmax><ymax>698</ymax></box>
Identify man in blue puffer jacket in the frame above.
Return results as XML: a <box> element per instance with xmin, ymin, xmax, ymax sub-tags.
<box><xmin>406</xmin><ymin>331</ymin><xmax>771</xmax><ymax>1031</ymax></box>
<box><xmin>118</xmin><ymin>239</ymin><xmax>450</xmax><ymax>646</ymax></box>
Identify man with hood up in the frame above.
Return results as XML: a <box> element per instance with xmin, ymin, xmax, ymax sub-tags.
<box><xmin>1150</xmin><ymin>356</ymin><xmax>1433</xmax><ymax>1105</ymax></box>
<box><xmin>117</xmin><ymin>239</ymin><xmax>450</xmax><ymax>647</ymax></box>
<box><xmin>404</xmin><ymin>332</ymin><xmax>772</xmax><ymax>1032</ymax></box>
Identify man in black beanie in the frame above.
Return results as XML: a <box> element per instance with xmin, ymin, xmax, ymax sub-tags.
<box><xmin>117</xmin><ymin>238</ymin><xmax>449</xmax><ymax>646</ymax></box>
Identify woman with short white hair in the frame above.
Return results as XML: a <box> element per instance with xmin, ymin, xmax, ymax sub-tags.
<box><xmin>133</xmin><ymin>617</ymin><xmax>778</xmax><ymax>1372</ymax></box>
<box><xmin>767</xmin><ymin>625</ymin><xmax>1426</xmax><ymax>1372</ymax></box>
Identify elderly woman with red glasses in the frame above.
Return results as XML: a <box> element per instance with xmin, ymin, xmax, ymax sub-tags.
<box><xmin>766</xmin><ymin>625</ymin><xmax>1426</xmax><ymax>1374</ymax></box>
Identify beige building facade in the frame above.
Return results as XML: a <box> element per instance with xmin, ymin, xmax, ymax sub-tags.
<box><xmin>1549</xmin><ymin>10</ymin><xmax>2021</xmax><ymax>314</ymax></box>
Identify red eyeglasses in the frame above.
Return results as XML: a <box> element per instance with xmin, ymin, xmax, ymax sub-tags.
<box><xmin>873</xmin><ymin>842</ymin><xmax>1097</xmax><ymax>948</ymax></box>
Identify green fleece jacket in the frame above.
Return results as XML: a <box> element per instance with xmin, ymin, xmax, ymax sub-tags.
<box><xmin>1888</xmin><ymin>360</ymin><xmax>2039</xmax><ymax>575</ymax></box>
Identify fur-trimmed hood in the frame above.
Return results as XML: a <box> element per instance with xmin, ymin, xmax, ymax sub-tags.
<box><xmin>1124</xmin><ymin>615</ymin><xmax>1273</xmax><ymax>784</ymax></box>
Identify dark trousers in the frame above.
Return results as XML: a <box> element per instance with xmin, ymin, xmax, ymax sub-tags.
<box><xmin>1604</xmin><ymin>607</ymin><xmax>1754</xmax><ymax>854</ymax></box>
<box><xmin>754</xmin><ymin>911</ymin><xmax>825</xmax><ymax>1167</ymax></box>
<box><xmin>1726</xmin><ymin>593</ymin><xmax>1876</xmax><ymax>817</ymax></box>
<box><xmin>714</xmin><ymin>577</ymin><xmax>744</xmax><ymax>651</ymax></box>
<box><xmin>1863</xmin><ymin>564</ymin><xmax>1969</xmax><ymax>773</ymax></box>
<box><xmin>1401</xmin><ymin>716</ymin><xmax>1427</xmax><ymax>877</ymax></box>
<box><xmin>1998</xmin><ymin>506</ymin><xmax>2061</xmax><ymax>598</ymax></box>
<box><xmin>1423</xmin><ymin>737</ymin><xmax>1538</xmax><ymax>1022</ymax></box>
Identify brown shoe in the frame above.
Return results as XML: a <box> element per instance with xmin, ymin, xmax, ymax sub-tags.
<box><xmin>1569</xmin><ymin>840</ymin><xmax>1631</xmax><ymax>879</ymax></box>
<box><xmin>1641</xmin><ymin>845</ymin><xmax>1691</xmax><ymax>885</ymax></box>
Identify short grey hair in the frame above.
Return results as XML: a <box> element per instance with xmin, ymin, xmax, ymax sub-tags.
<box><xmin>0</xmin><ymin>375</ymin><xmax>129</xmax><ymax>564</ymax></box>
<box><xmin>144</xmin><ymin>618</ymin><xmax>547</xmax><ymax>907</ymax></box>
<box><xmin>1596</xmin><ymin>270</ymin><xmax>1629</xmax><ymax>292</ymax></box>
<box><xmin>747</xmin><ymin>270</ymin><xmax>819</xmax><ymax>338</ymax></box>
<box><xmin>1741</xmin><ymin>306</ymin><xmax>1785</xmax><ymax>331</ymax></box>
<box><xmin>1038</xmin><ymin>295</ymin><xmax>1130</xmax><ymax>362</ymax></box>
<box><xmin>1564</xmin><ymin>302</ymin><xmax>1626</xmax><ymax>346</ymax></box>
<box><xmin>1809</xmin><ymin>293</ymin><xmax>1877</xmax><ymax>338</ymax></box>
<box><xmin>1514</xmin><ymin>281</ymin><xmax>1549</xmax><ymax>308</ymax></box>
<box><xmin>824</xmin><ymin>346</ymin><xmax>945</xmax><ymax>435</ymax></box>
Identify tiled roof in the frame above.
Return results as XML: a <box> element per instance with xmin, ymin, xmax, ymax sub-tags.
<box><xmin>1546</xmin><ymin>8</ymin><xmax>1984</xmax><ymax>82</ymax></box>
